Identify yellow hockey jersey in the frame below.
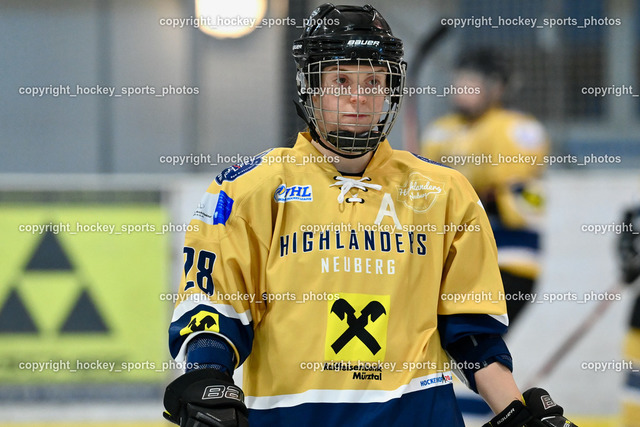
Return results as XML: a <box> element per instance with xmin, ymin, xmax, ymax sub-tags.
<box><xmin>422</xmin><ymin>108</ymin><xmax>549</xmax><ymax>279</ymax></box>
<box><xmin>169</xmin><ymin>132</ymin><xmax>509</xmax><ymax>426</ymax></box>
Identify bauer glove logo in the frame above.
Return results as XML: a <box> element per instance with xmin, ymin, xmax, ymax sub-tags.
<box><xmin>202</xmin><ymin>384</ymin><xmax>244</xmax><ymax>402</ymax></box>
<box><xmin>541</xmin><ymin>393</ymin><xmax>556</xmax><ymax>410</ymax></box>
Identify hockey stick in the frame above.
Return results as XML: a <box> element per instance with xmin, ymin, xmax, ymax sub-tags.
<box><xmin>403</xmin><ymin>23</ymin><xmax>450</xmax><ymax>153</ymax></box>
<box><xmin>523</xmin><ymin>282</ymin><xmax>629</xmax><ymax>389</ymax></box>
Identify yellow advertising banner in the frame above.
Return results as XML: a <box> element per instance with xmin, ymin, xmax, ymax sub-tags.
<box><xmin>0</xmin><ymin>204</ymin><xmax>172</xmax><ymax>384</ymax></box>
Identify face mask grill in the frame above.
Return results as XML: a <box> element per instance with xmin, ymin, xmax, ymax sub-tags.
<box><xmin>298</xmin><ymin>58</ymin><xmax>406</xmax><ymax>154</ymax></box>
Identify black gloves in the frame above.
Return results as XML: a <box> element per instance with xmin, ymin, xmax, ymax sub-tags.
<box><xmin>483</xmin><ymin>388</ymin><xmax>578</xmax><ymax>427</ymax></box>
<box><xmin>163</xmin><ymin>368</ymin><xmax>249</xmax><ymax>427</ymax></box>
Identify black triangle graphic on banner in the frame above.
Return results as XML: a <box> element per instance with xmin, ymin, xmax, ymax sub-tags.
<box><xmin>25</xmin><ymin>230</ymin><xmax>73</xmax><ymax>271</ymax></box>
<box><xmin>60</xmin><ymin>288</ymin><xmax>109</xmax><ymax>333</ymax></box>
<box><xmin>0</xmin><ymin>287</ymin><xmax>38</xmax><ymax>333</ymax></box>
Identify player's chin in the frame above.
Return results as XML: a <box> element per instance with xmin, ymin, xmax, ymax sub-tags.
<box><xmin>453</xmin><ymin>102</ymin><xmax>487</xmax><ymax>119</ymax></box>
<box><xmin>334</xmin><ymin>123</ymin><xmax>376</xmax><ymax>134</ymax></box>
<box><xmin>327</xmin><ymin>142</ymin><xmax>369</xmax><ymax>157</ymax></box>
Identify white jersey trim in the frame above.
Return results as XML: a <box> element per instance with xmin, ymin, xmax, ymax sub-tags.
<box><xmin>489</xmin><ymin>313</ymin><xmax>509</xmax><ymax>327</ymax></box>
<box><xmin>245</xmin><ymin>371</ymin><xmax>453</xmax><ymax>410</ymax></box>
<box><xmin>497</xmin><ymin>247</ymin><xmax>539</xmax><ymax>267</ymax></box>
<box><xmin>171</xmin><ymin>293</ymin><xmax>253</xmax><ymax>325</ymax></box>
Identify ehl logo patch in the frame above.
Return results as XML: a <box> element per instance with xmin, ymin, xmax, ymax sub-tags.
<box><xmin>180</xmin><ymin>310</ymin><xmax>220</xmax><ymax>336</ymax></box>
<box><xmin>273</xmin><ymin>184</ymin><xmax>313</xmax><ymax>203</ymax></box>
<box><xmin>325</xmin><ymin>293</ymin><xmax>390</xmax><ymax>362</ymax></box>
<box><xmin>396</xmin><ymin>172</ymin><xmax>445</xmax><ymax>213</ymax></box>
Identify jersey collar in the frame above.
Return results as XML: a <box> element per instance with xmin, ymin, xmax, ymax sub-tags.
<box><xmin>293</xmin><ymin>132</ymin><xmax>393</xmax><ymax>176</ymax></box>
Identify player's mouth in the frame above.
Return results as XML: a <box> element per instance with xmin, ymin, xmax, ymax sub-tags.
<box><xmin>341</xmin><ymin>113</ymin><xmax>375</xmax><ymax>123</ymax></box>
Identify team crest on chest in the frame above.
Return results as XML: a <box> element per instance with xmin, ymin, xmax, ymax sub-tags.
<box><xmin>396</xmin><ymin>172</ymin><xmax>445</xmax><ymax>213</ymax></box>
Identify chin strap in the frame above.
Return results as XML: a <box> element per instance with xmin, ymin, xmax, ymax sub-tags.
<box><xmin>293</xmin><ymin>100</ymin><xmax>372</xmax><ymax>160</ymax></box>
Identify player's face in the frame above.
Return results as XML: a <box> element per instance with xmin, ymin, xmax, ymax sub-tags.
<box><xmin>452</xmin><ymin>70</ymin><xmax>503</xmax><ymax>118</ymax></box>
<box><xmin>312</xmin><ymin>63</ymin><xmax>388</xmax><ymax>137</ymax></box>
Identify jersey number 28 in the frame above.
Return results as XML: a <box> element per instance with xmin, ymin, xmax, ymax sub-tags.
<box><xmin>183</xmin><ymin>247</ymin><xmax>216</xmax><ymax>296</ymax></box>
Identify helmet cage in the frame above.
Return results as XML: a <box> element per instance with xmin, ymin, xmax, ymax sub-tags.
<box><xmin>298</xmin><ymin>58</ymin><xmax>405</xmax><ymax>153</ymax></box>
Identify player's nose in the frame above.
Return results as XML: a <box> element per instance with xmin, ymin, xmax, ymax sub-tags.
<box><xmin>349</xmin><ymin>89</ymin><xmax>367</xmax><ymax>104</ymax></box>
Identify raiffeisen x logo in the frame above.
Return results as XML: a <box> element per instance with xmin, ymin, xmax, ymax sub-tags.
<box><xmin>325</xmin><ymin>293</ymin><xmax>390</xmax><ymax>362</ymax></box>
<box><xmin>331</xmin><ymin>299</ymin><xmax>386</xmax><ymax>355</ymax></box>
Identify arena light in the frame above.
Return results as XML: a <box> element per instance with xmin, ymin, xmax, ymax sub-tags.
<box><xmin>195</xmin><ymin>0</ymin><xmax>267</xmax><ymax>39</ymax></box>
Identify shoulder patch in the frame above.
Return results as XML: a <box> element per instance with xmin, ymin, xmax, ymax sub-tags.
<box><xmin>411</xmin><ymin>153</ymin><xmax>451</xmax><ymax>169</ymax></box>
<box><xmin>215</xmin><ymin>149</ymin><xmax>273</xmax><ymax>185</ymax></box>
<box><xmin>424</xmin><ymin>126</ymin><xmax>452</xmax><ymax>143</ymax></box>
<box><xmin>509</xmin><ymin>120</ymin><xmax>545</xmax><ymax>151</ymax></box>
<box><xmin>193</xmin><ymin>191</ymin><xmax>234</xmax><ymax>226</ymax></box>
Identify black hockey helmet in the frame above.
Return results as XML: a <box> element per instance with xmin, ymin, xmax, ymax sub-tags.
<box><xmin>455</xmin><ymin>48</ymin><xmax>510</xmax><ymax>85</ymax></box>
<box><xmin>293</xmin><ymin>4</ymin><xmax>406</xmax><ymax>157</ymax></box>
<box><xmin>293</xmin><ymin>4</ymin><xmax>404</xmax><ymax>69</ymax></box>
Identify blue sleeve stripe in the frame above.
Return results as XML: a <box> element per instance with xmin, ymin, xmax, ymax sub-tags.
<box><xmin>169</xmin><ymin>304</ymin><xmax>253</xmax><ymax>364</ymax></box>
<box><xmin>248</xmin><ymin>384</ymin><xmax>465</xmax><ymax>427</ymax></box>
<box><xmin>492</xmin><ymin>228</ymin><xmax>539</xmax><ymax>250</ymax></box>
<box><xmin>445</xmin><ymin>334</ymin><xmax>513</xmax><ymax>393</ymax></box>
<box><xmin>438</xmin><ymin>313</ymin><xmax>508</xmax><ymax>349</ymax></box>
<box><xmin>626</xmin><ymin>368</ymin><xmax>640</xmax><ymax>390</ymax></box>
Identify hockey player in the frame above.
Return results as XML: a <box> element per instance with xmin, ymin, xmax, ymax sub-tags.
<box><xmin>619</xmin><ymin>205</ymin><xmax>640</xmax><ymax>426</ymax></box>
<box><xmin>162</xmin><ymin>4</ymin><xmax>575</xmax><ymax>426</ymax></box>
<box><xmin>421</xmin><ymin>50</ymin><xmax>549</xmax><ymax>325</ymax></box>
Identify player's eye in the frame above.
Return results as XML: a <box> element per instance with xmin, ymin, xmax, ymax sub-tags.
<box><xmin>368</xmin><ymin>75</ymin><xmax>385</xmax><ymax>87</ymax></box>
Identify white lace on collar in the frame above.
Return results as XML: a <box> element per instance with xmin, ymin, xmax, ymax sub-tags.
<box><xmin>330</xmin><ymin>176</ymin><xmax>382</xmax><ymax>203</ymax></box>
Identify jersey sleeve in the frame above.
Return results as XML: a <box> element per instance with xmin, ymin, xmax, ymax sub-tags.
<box><xmin>420</xmin><ymin>118</ymin><xmax>452</xmax><ymax>162</ymax></box>
<box><xmin>168</xmin><ymin>177</ymin><xmax>270</xmax><ymax>367</ymax></box>
<box><xmin>491</xmin><ymin>116</ymin><xmax>548</xmax><ymax>230</ymax></box>
<box><xmin>437</xmin><ymin>173</ymin><xmax>509</xmax><ymax>346</ymax></box>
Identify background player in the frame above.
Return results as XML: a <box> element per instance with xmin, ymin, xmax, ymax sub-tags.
<box><xmin>422</xmin><ymin>49</ymin><xmax>549</xmax><ymax>326</ymax></box>
<box><xmin>619</xmin><ymin>205</ymin><xmax>640</xmax><ymax>426</ymax></box>
<box><xmin>162</xmin><ymin>4</ymin><xmax>575</xmax><ymax>426</ymax></box>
